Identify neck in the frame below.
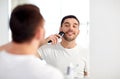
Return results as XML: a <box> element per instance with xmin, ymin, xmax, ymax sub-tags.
<box><xmin>6</xmin><ymin>41</ymin><xmax>38</xmax><ymax>55</ymax></box>
<box><xmin>61</xmin><ymin>39</ymin><xmax>77</xmax><ymax>49</ymax></box>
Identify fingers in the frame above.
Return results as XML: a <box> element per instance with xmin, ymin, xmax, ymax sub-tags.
<box><xmin>50</xmin><ymin>34</ymin><xmax>59</xmax><ymax>44</ymax></box>
<box><xmin>46</xmin><ymin>34</ymin><xmax>60</xmax><ymax>44</ymax></box>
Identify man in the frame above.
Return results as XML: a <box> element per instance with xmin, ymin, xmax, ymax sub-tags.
<box><xmin>0</xmin><ymin>4</ymin><xmax>64</xmax><ymax>79</ymax></box>
<box><xmin>38</xmin><ymin>15</ymin><xmax>89</xmax><ymax>79</ymax></box>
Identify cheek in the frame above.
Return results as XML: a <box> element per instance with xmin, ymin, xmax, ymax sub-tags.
<box><xmin>61</xmin><ymin>27</ymin><xmax>68</xmax><ymax>33</ymax></box>
<box><xmin>60</xmin><ymin>27</ymin><xmax>65</xmax><ymax>33</ymax></box>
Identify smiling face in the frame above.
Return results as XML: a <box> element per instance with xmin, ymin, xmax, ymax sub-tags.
<box><xmin>60</xmin><ymin>18</ymin><xmax>80</xmax><ymax>42</ymax></box>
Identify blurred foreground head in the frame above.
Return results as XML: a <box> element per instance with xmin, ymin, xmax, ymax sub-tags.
<box><xmin>9</xmin><ymin>4</ymin><xmax>45</xmax><ymax>43</ymax></box>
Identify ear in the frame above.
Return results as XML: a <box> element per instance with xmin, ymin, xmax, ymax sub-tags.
<box><xmin>35</xmin><ymin>28</ymin><xmax>41</xmax><ymax>40</ymax></box>
<box><xmin>35</xmin><ymin>21</ymin><xmax>45</xmax><ymax>41</ymax></box>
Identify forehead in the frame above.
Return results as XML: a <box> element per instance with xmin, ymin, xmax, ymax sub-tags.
<box><xmin>63</xmin><ymin>18</ymin><xmax>79</xmax><ymax>25</ymax></box>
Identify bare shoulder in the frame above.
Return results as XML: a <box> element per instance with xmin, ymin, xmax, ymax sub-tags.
<box><xmin>0</xmin><ymin>45</ymin><xmax>5</xmax><ymax>51</ymax></box>
<box><xmin>0</xmin><ymin>43</ymin><xmax>10</xmax><ymax>51</ymax></box>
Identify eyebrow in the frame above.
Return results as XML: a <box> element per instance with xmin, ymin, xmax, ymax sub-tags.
<box><xmin>64</xmin><ymin>22</ymin><xmax>79</xmax><ymax>25</ymax></box>
<box><xmin>64</xmin><ymin>22</ymin><xmax>69</xmax><ymax>24</ymax></box>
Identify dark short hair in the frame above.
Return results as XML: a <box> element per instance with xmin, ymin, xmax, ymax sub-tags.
<box><xmin>60</xmin><ymin>15</ymin><xmax>80</xmax><ymax>27</ymax></box>
<box><xmin>9</xmin><ymin>4</ymin><xmax>44</xmax><ymax>43</ymax></box>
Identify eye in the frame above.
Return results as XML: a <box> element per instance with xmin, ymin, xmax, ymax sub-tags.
<box><xmin>64</xmin><ymin>24</ymin><xmax>69</xmax><ymax>27</ymax></box>
<box><xmin>73</xmin><ymin>23</ymin><xmax>79</xmax><ymax>28</ymax></box>
<box><xmin>73</xmin><ymin>25</ymin><xmax>78</xmax><ymax>28</ymax></box>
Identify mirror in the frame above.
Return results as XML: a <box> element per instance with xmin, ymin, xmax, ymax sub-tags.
<box><xmin>9</xmin><ymin>0</ymin><xmax>89</xmax><ymax>49</ymax></box>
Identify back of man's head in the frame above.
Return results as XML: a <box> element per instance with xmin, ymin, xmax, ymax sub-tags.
<box><xmin>9</xmin><ymin>4</ymin><xmax>44</xmax><ymax>43</ymax></box>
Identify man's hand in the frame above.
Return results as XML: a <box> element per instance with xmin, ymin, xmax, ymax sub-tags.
<box><xmin>46</xmin><ymin>34</ymin><xmax>61</xmax><ymax>44</ymax></box>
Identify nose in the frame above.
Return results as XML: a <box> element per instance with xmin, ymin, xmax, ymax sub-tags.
<box><xmin>69</xmin><ymin>25</ymin><xmax>74</xmax><ymax>30</ymax></box>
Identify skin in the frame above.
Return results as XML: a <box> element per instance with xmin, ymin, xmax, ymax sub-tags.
<box><xmin>60</xmin><ymin>18</ymin><xmax>80</xmax><ymax>48</ymax></box>
<box><xmin>0</xmin><ymin>23</ymin><xmax>45</xmax><ymax>57</ymax></box>
<box><xmin>0</xmin><ymin>43</ymin><xmax>10</xmax><ymax>51</ymax></box>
